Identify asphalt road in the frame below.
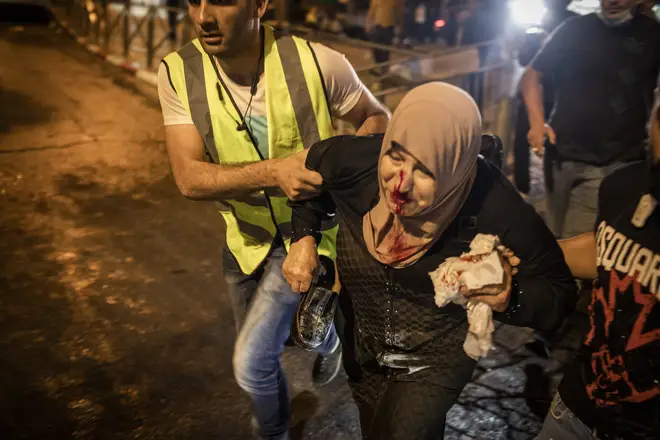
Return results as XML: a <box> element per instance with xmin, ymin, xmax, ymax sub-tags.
<box><xmin>0</xmin><ymin>22</ymin><xmax>584</xmax><ymax>440</ymax></box>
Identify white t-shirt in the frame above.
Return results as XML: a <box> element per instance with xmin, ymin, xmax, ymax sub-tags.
<box><xmin>158</xmin><ymin>42</ymin><xmax>365</xmax><ymax>159</ymax></box>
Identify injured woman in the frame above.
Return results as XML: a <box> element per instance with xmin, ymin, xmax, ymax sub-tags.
<box><xmin>282</xmin><ymin>82</ymin><xmax>577</xmax><ymax>439</ymax></box>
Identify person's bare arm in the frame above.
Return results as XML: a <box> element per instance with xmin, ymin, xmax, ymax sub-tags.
<box><xmin>520</xmin><ymin>66</ymin><xmax>556</xmax><ymax>155</ymax></box>
<box><xmin>520</xmin><ymin>67</ymin><xmax>545</xmax><ymax>130</ymax></box>
<box><xmin>164</xmin><ymin>124</ymin><xmax>321</xmax><ymax>201</ymax></box>
<box><xmin>558</xmin><ymin>232</ymin><xmax>598</xmax><ymax>280</ymax></box>
<box><xmin>340</xmin><ymin>86</ymin><xmax>390</xmax><ymax>135</ymax></box>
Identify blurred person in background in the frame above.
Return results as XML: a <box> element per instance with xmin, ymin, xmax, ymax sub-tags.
<box><xmin>315</xmin><ymin>0</ymin><xmax>344</xmax><ymax>32</ymax></box>
<box><xmin>521</xmin><ymin>0</ymin><xmax>660</xmax><ymax>240</ymax></box>
<box><xmin>513</xmin><ymin>0</ymin><xmax>577</xmax><ymax>195</ymax></box>
<box><xmin>365</xmin><ymin>0</ymin><xmax>404</xmax><ymax>75</ymax></box>
<box><xmin>456</xmin><ymin>0</ymin><xmax>503</xmax><ymax>47</ymax></box>
<box><xmin>167</xmin><ymin>0</ymin><xmax>184</xmax><ymax>42</ymax></box>
<box><xmin>536</xmin><ymin>80</ymin><xmax>660</xmax><ymax>440</ymax></box>
<box><xmin>409</xmin><ymin>0</ymin><xmax>436</xmax><ymax>44</ymax></box>
<box><xmin>453</xmin><ymin>0</ymin><xmax>505</xmax><ymax>109</ymax></box>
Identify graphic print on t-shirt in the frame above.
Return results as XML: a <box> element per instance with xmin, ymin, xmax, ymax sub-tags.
<box><xmin>584</xmin><ymin>220</ymin><xmax>660</xmax><ymax>408</ymax></box>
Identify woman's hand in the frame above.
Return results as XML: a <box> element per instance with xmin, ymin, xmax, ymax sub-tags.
<box><xmin>283</xmin><ymin>236</ymin><xmax>320</xmax><ymax>293</ymax></box>
<box><xmin>461</xmin><ymin>247</ymin><xmax>520</xmax><ymax>312</ymax></box>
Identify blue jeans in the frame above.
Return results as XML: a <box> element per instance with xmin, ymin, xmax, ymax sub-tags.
<box><xmin>224</xmin><ymin>244</ymin><xmax>338</xmax><ymax>440</ymax></box>
<box><xmin>536</xmin><ymin>393</ymin><xmax>624</xmax><ymax>440</ymax></box>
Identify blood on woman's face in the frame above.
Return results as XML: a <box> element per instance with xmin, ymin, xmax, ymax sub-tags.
<box><xmin>379</xmin><ymin>143</ymin><xmax>437</xmax><ymax>216</ymax></box>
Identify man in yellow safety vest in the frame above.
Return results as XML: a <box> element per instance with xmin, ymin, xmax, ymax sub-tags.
<box><xmin>157</xmin><ymin>0</ymin><xmax>390</xmax><ymax>438</ymax></box>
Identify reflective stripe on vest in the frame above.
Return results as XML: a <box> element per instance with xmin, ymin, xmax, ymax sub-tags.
<box><xmin>163</xmin><ymin>26</ymin><xmax>337</xmax><ymax>274</ymax></box>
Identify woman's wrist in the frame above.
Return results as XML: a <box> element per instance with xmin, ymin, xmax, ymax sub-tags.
<box><xmin>291</xmin><ymin>231</ymin><xmax>321</xmax><ymax>246</ymax></box>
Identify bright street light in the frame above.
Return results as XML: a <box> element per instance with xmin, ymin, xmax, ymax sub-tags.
<box><xmin>509</xmin><ymin>0</ymin><xmax>547</xmax><ymax>27</ymax></box>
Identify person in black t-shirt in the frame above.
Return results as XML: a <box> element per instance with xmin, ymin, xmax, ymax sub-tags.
<box><xmin>513</xmin><ymin>0</ymin><xmax>577</xmax><ymax>195</ymax></box>
<box><xmin>520</xmin><ymin>0</ymin><xmax>660</xmax><ymax>239</ymax></box>
<box><xmin>536</xmin><ymin>84</ymin><xmax>660</xmax><ymax>440</ymax></box>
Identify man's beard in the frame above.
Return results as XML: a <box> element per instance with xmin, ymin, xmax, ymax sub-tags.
<box><xmin>597</xmin><ymin>8</ymin><xmax>635</xmax><ymax>26</ymax></box>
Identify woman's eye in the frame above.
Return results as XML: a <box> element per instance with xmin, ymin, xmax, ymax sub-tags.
<box><xmin>389</xmin><ymin>153</ymin><xmax>404</xmax><ymax>162</ymax></box>
<box><xmin>415</xmin><ymin>168</ymin><xmax>434</xmax><ymax>179</ymax></box>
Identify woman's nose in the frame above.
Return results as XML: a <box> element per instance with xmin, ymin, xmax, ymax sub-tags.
<box><xmin>396</xmin><ymin>168</ymin><xmax>414</xmax><ymax>193</ymax></box>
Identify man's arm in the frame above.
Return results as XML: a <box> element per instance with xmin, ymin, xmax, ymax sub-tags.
<box><xmin>558</xmin><ymin>232</ymin><xmax>598</xmax><ymax>280</ymax></box>
<box><xmin>164</xmin><ymin>125</ymin><xmax>321</xmax><ymax>201</ymax></box>
<box><xmin>158</xmin><ymin>63</ymin><xmax>323</xmax><ymax>201</ymax></box>
<box><xmin>520</xmin><ymin>66</ymin><xmax>555</xmax><ymax>154</ymax></box>
<box><xmin>520</xmin><ymin>21</ymin><xmax>574</xmax><ymax>153</ymax></box>
<box><xmin>520</xmin><ymin>66</ymin><xmax>545</xmax><ymax>129</ymax></box>
<box><xmin>165</xmin><ymin>124</ymin><xmax>267</xmax><ymax>200</ymax></box>
<box><xmin>340</xmin><ymin>86</ymin><xmax>391</xmax><ymax>136</ymax></box>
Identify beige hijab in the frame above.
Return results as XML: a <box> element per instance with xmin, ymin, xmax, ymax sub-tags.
<box><xmin>362</xmin><ymin>82</ymin><xmax>482</xmax><ymax>268</ymax></box>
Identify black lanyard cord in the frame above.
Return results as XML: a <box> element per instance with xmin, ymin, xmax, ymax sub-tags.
<box><xmin>208</xmin><ymin>28</ymin><xmax>265</xmax><ymax>154</ymax></box>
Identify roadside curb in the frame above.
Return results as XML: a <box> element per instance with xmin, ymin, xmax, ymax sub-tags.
<box><xmin>50</xmin><ymin>15</ymin><xmax>159</xmax><ymax>88</ymax></box>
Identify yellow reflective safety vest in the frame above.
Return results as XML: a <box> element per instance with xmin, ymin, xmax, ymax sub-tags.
<box><xmin>163</xmin><ymin>26</ymin><xmax>338</xmax><ymax>275</ymax></box>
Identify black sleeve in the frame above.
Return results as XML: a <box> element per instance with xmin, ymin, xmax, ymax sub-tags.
<box><xmin>290</xmin><ymin>135</ymin><xmax>382</xmax><ymax>243</ymax></box>
<box><xmin>530</xmin><ymin>18</ymin><xmax>574</xmax><ymax>77</ymax></box>
<box><xmin>290</xmin><ymin>192</ymin><xmax>337</xmax><ymax>245</ymax></box>
<box><xmin>305</xmin><ymin>134</ymin><xmax>383</xmax><ymax>188</ymax></box>
<box><xmin>487</xmin><ymin>177</ymin><xmax>578</xmax><ymax>332</ymax></box>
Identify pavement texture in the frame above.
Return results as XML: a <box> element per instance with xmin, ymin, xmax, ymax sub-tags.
<box><xmin>1</xmin><ymin>23</ymin><xmax>586</xmax><ymax>440</ymax></box>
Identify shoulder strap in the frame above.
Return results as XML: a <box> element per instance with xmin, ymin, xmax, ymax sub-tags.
<box><xmin>306</xmin><ymin>41</ymin><xmax>334</xmax><ymax>126</ymax></box>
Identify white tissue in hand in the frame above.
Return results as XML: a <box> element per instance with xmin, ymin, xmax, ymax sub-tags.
<box><xmin>459</xmin><ymin>252</ymin><xmax>504</xmax><ymax>291</ymax></box>
<box><xmin>429</xmin><ymin>234</ymin><xmax>504</xmax><ymax>307</ymax></box>
<box><xmin>469</xmin><ymin>234</ymin><xmax>500</xmax><ymax>254</ymax></box>
<box><xmin>464</xmin><ymin>302</ymin><xmax>495</xmax><ymax>359</ymax></box>
<box><xmin>428</xmin><ymin>233</ymin><xmax>504</xmax><ymax>360</ymax></box>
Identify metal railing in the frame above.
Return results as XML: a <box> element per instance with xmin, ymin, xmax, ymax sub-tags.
<box><xmin>57</xmin><ymin>0</ymin><xmax>194</xmax><ymax>69</ymax></box>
